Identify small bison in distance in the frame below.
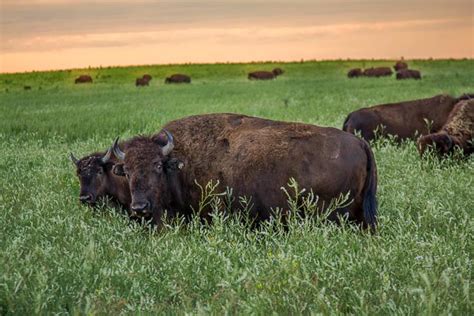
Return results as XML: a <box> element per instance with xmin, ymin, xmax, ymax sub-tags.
<box><xmin>394</xmin><ymin>61</ymin><xmax>408</xmax><ymax>72</ymax></box>
<box><xmin>272</xmin><ymin>68</ymin><xmax>284</xmax><ymax>76</ymax></box>
<box><xmin>136</xmin><ymin>77</ymin><xmax>150</xmax><ymax>87</ymax></box>
<box><xmin>142</xmin><ymin>74</ymin><xmax>152</xmax><ymax>81</ymax></box>
<box><xmin>343</xmin><ymin>94</ymin><xmax>460</xmax><ymax>142</ymax></box>
<box><xmin>396</xmin><ymin>69</ymin><xmax>421</xmax><ymax>80</ymax></box>
<box><xmin>110</xmin><ymin>113</ymin><xmax>378</xmax><ymax>231</ymax></box>
<box><xmin>363</xmin><ymin>67</ymin><xmax>393</xmax><ymax>77</ymax></box>
<box><xmin>417</xmin><ymin>99</ymin><xmax>474</xmax><ymax>157</ymax></box>
<box><xmin>165</xmin><ymin>74</ymin><xmax>191</xmax><ymax>84</ymax></box>
<box><xmin>347</xmin><ymin>68</ymin><xmax>363</xmax><ymax>78</ymax></box>
<box><xmin>248</xmin><ymin>71</ymin><xmax>275</xmax><ymax>80</ymax></box>
<box><xmin>75</xmin><ymin>75</ymin><xmax>93</xmax><ymax>84</ymax></box>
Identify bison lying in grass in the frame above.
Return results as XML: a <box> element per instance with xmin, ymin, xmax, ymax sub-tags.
<box><xmin>75</xmin><ymin>75</ymin><xmax>93</xmax><ymax>84</ymax></box>
<box><xmin>396</xmin><ymin>69</ymin><xmax>421</xmax><ymax>80</ymax></box>
<box><xmin>165</xmin><ymin>74</ymin><xmax>191</xmax><ymax>84</ymax></box>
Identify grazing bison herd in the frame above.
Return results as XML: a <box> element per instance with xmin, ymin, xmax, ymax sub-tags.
<box><xmin>348</xmin><ymin>60</ymin><xmax>421</xmax><ymax>80</ymax></box>
<box><xmin>70</xmin><ymin>89</ymin><xmax>472</xmax><ymax>233</ymax></box>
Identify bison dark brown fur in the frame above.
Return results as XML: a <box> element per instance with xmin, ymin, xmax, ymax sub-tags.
<box><xmin>363</xmin><ymin>67</ymin><xmax>393</xmax><ymax>77</ymax></box>
<box><xmin>75</xmin><ymin>75</ymin><xmax>93</xmax><ymax>84</ymax></box>
<box><xmin>417</xmin><ymin>99</ymin><xmax>474</xmax><ymax>157</ymax></box>
<box><xmin>347</xmin><ymin>68</ymin><xmax>363</xmax><ymax>78</ymax></box>
<box><xmin>394</xmin><ymin>61</ymin><xmax>408</xmax><ymax>71</ymax></box>
<box><xmin>136</xmin><ymin>77</ymin><xmax>150</xmax><ymax>86</ymax></box>
<box><xmin>112</xmin><ymin>114</ymin><xmax>378</xmax><ymax>231</ymax></box>
<box><xmin>248</xmin><ymin>71</ymin><xmax>275</xmax><ymax>80</ymax></box>
<box><xmin>396</xmin><ymin>69</ymin><xmax>421</xmax><ymax>80</ymax></box>
<box><xmin>343</xmin><ymin>94</ymin><xmax>459</xmax><ymax>142</ymax></box>
<box><xmin>272</xmin><ymin>68</ymin><xmax>284</xmax><ymax>76</ymax></box>
<box><xmin>165</xmin><ymin>74</ymin><xmax>191</xmax><ymax>84</ymax></box>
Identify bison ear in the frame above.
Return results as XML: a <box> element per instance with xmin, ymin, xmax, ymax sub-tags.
<box><xmin>112</xmin><ymin>163</ymin><xmax>126</xmax><ymax>177</ymax></box>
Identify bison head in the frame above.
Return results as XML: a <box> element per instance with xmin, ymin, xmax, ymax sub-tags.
<box><xmin>70</xmin><ymin>148</ymin><xmax>114</xmax><ymax>205</ymax></box>
<box><xmin>111</xmin><ymin>130</ymin><xmax>184</xmax><ymax>223</ymax></box>
<box><xmin>417</xmin><ymin>133</ymin><xmax>454</xmax><ymax>156</ymax></box>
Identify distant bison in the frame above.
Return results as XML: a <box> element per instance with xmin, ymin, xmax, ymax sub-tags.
<box><xmin>343</xmin><ymin>94</ymin><xmax>460</xmax><ymax>142</ymax></box>
<box><xmin>272</xmin><ymin>68</ymin><xmax>284</xmax><ymax>76</ymax></box>
<box><xmin>165</xmin><ymin>74</ymin><xmax>191</xmax><ymax>84</ymax></box>
<box><xmin>363</xmin><ymin>67</ymin><xmax>393</xmax><ymax>77</ymax></box>
<box><xmin>393</xmin><ymin>61</ymin><xmax>408</xmax><ymax>72</ymax></box>
<box><xmin>347</xmin><ymin>68</ymin><xmax>363</xmax><ymax>78</ymax></box>
<box><xmin>75</xmin><ymin>75</ymin><xmax>93</xmax><ymax>84</ymax></box>
<box><xmin>136</xmin><ymin>77</ymin><xmax>150</xmax><ymax>87</ymax></box>
<box><xmin>248</xmin><ymin>71</ymin><xmax>275</xmax><ymax>80</ymax></box>
<box><xmin>142</xmin><ymin>74</ymin><xmax>152</xmax><ymax>81</ymax></box>
<box><xmin>396</xmin><ymin>69</ymin><xmax>421</xmax><ymax>80</ymax></box>
<box><xmin>111</xmin><ymin>113</ymin><xmax>378</xmax><ymax>231</ymax></box>
<box><xmin>417</xmin><ymin>99</ymin><xmax>474</xmax><ymax>157</ymax></box>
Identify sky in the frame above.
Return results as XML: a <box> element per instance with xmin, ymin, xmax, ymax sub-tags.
<box><xmin>1</xmin><ymin>0</ymin><xmax>473</xmax><ymax>73</ymax></box>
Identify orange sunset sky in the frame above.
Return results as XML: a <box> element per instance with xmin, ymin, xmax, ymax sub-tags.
<box><xmin>1</xmin><ymin>0</ymin><xmax>473</xmax><ymax>73</ymax></box>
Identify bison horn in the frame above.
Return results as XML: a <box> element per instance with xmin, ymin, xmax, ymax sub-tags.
<box><xmin>112</xmin><ymin>137</ymin><xmax>126</xmax><ymax>160</ymax></box>
<box><xmin>102</xmin><ymin>146</ymin><xmax>113</xmax><ymax>164</ymax></box>
<box><xmin>161</xmin><ymin>129</ymin><xmax>174</xmax><ymax>156</ymax></box>
<box><xmin>70</xmin><ymin>152</ymin><xmax>79</xmax><ymax>165</ymax></box>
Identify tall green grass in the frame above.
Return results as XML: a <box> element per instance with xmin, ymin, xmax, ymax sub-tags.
<box><xmin>0</xmin><ymin>60</ymin><xmax>473</xmax><ymax>314</ymax></box>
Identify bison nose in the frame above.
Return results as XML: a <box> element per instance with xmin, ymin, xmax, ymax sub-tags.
<box><xmin>79</xmin><ymin>194</ymin><xmax>94</xmax><ymax>203</ymax></box>
<box><xmin>131</xmin><ymin>201</ymin><xmax>150</xmax><ymax>214</ymax></box>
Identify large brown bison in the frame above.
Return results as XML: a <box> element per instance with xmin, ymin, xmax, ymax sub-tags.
<box><xmin>342</xmin><ymin>94</ymin><xmax>460</xmax><ymax>142</ymax></box>
<box><xmin>111</xmin><ymin>114</ymin><xmax>378</xmax><ymax>231</ymax></box>
<box><xmin>75</xmin><ymin>75</ymin><xmax>93</xmax><ymax>84</ymax></box>
<box><xmin>417</xmin><ymin>99</ymin><xmax>474</xmax><ymax>157</ymax></box>
<box><xmin>70</xmin><ymin>148</ymin><xmax>131</xmax><ymax>208</ymax></box>
<box><xmin>396</xmin><ymin>69</ymin><xmax>421</xmax><ymax>80</ymax></box>
<box><xmin>248</xmin><ymin>71</ymin><xmax>275</xmax><ymax>80</ymax></box>
<box><xmin>393</xmin><ymin>61</ymin><xmax>408</xmax><ymax>72</ymax></box>
<box><xmin>165</xmin><ymin>74</ymin><xmax>191</xmax><ymax>84</ymax></box>
<box><xmin>347</xmin><ymin>68</ymin><xmax>363</xmax><ymax>78</ymax></box>
<box><xmin>363</xmin><ymin>67</ymin><xmax>393</xmax><ymax>77</ymax></box>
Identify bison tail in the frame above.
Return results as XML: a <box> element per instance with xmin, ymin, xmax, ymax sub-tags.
<box><xmin>361</xmin><ymin>140</ymin><xmax>378</xmax><ymax>232</ymax></box>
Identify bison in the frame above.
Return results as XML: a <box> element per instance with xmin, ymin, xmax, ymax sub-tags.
<box><xmin>70</xmin><ymin>148</ymin><xmax>131</xmax><ymax>209</ymax></box>
<box><xmin>347</xmin><ymin>68</ymin><xmax>363</xmax><ymax>78</ymax></box>
<box><xmin>110</xmin><ymin>113</ymin><xmax>378</xmax><ymax>231</ymax></box>
<box><xmin>272</xmin><ymin>68</ymin><xmax>284</xmax><ymax>76</ymax></box>
<box><xmin>248</xmin><ymin>71</ymin><xmax>275</xmax><ymax>80</ymax></box>
<box><xmin>394</xmin><ymin>61</ymin><xmax>408</xmax><ymax>72</ymax></box>
<box><xmin>142</xmin><ymin>74</ymin><xmax>152</xmax><ymax>81</ymax></box>
<box><xmin>74</xmin><ymin>75</ymin><xmax>93</xmax><ymax>84</ymax></box>
<box><xmin>417</xmin><ymin>99</ymin><xmax>473</xmax><ymax>157</ymax></box>
<box><xmin>363</xmin><ymin>67</ymin><xmax>393</xmax><ymax>77</ymax></box>
<box><xmin>342</xmin><ymin>94</ymin><xmax>460</xmax><ymax>142</ymax></box>
<box><xmin>135</xmin><ymin>77</ymin><xmax>150</xmax><ymax>87</ymax></box>
<box><xmin>165</xmin><ymin>74</ymin><xmax>191</xmax><ymax>84</ymax></box>
<box><xmin>396</xmin><ymin>69</ymin><xmax>421</xmax><ymax>80</ymax></box>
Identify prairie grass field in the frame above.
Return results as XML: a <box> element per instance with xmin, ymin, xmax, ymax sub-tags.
<box><xmin>0</xmin><ymin>59</ymin><xmax>473</xmax><ymax>314</ymax></box>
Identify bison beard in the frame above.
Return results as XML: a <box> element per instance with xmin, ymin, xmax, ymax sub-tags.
<box><xmin>111</xmin><ymin>113</ymin><xmax>378</xmax><ymax>232</ymax></box>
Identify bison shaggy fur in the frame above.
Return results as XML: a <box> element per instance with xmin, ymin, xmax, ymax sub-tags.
<box><xmin>417</xmin><ymin>99</ymin><xmax>474</xmax><ymax>157</ymax></box>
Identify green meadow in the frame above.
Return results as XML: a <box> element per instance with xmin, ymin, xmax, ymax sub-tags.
<box><xmin>0</xmin><ymin>60</ymin><xmax>473</xmax><ymax>314</ymax></box>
